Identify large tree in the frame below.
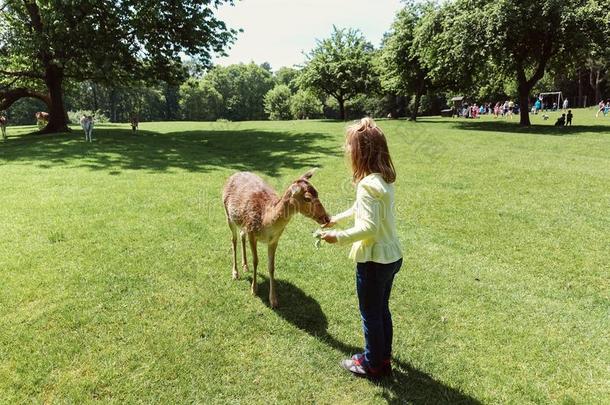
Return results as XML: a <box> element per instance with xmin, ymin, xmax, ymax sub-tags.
<box><xmin>380</xmin><ymin>1</ymin><xmax>435</xmax><ymax>121</ymax></box>
<box><xmin>416</xmin><ymin>0</ymin><xmax>606</xmax><ymax>126</ymax></box>
<box><xmin>0</xmin><ymin>0</ymin><xmax>236</xmax><ymax>133</ymax></box>
<box><xmin>298</xmin><ymin>27</ymin><xmax>377</xmax><ymax>120</ymax></box>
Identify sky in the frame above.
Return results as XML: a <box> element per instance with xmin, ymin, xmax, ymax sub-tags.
<box><xmin>213</xmin><ymin>0</ymin><xmax>403</xmax><ymax>70</ymax></box>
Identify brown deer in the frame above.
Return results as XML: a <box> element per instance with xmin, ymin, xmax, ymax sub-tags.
<box><xmin>222</xmin><ymin>170</ymin><xmax>330</xmax><ymax>308</ymax></box>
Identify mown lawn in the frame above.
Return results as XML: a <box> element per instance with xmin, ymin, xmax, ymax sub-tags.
<box><xmin>1</xmin><ymin>110</ymin><xmax>609</xmax><ymax>404</ymax></box>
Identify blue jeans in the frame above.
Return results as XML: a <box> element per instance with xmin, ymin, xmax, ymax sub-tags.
<box><xmin>356</xmin><ymin>258</ymin><xmax>402</xmax><ymax>369</ymax></box>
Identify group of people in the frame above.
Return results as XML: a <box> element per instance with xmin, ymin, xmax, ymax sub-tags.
<box><xmin>459</xmin><ymin>101</ymin><xmax>517</xmax><ymax>119</ymax></box>
<box><xmin>596</xmin><ymin>100</ymin><xmax>610</xmax><ymax>117</ymax></box>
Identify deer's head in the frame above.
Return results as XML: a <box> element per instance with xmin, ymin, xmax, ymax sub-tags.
<box><xmin>289</xmin><ymin>169</ymin><xmax>330</xmax><ymax>225</ymax></box>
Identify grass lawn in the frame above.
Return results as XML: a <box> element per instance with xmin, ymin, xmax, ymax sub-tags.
<box><xmin>1</xmin><ymin>109</ymin><xmax>609</xmax><ymax>404</ymax></box>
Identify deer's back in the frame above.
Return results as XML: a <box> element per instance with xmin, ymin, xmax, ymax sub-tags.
<box><xmin>223</xmin><ymin>172</ymin><xmax>279</xmax><ymax>232</ymax></box>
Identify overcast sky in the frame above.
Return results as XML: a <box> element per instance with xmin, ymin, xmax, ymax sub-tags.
<box><xmin>213</xmin><ymin>0</ymin><xmax>403</xmax><ymax>70</ymax></box>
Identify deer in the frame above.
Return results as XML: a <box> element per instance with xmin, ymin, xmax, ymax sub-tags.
<box><xmin>222</xmin><ymin>170</ymin><xmax>330</xmax><ymax>308</ymax></box>
<box><xmin>35</xmin><ymin>112</ymin><xmax>49</xmax><ymax>129</ymax></box>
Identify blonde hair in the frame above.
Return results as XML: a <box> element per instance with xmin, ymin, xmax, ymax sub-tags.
<box><xmin>344</xmin><ymin>117</ymin><xmax>396</xmax><ymax>184</ymax></box>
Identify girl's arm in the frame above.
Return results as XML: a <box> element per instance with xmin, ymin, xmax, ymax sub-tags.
<box><xmin>334</xmin><ymin>183</ymin><xmax>380</xmax><ymax>245</ymax></box>
<box><xmin>330</xmin><ymin>203</ymin><xmax>355</xmax><ymax>224</ymax></box>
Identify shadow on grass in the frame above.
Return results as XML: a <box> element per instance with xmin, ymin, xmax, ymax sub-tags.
<box><xmin>255</xmin><ymin>277</ymin><xmax>481</xmax><ymax>405</ymax></box>
<box><xmin>0</xmin><ymin>128</ymin><xmax>339</xmax><ymax>176</ymax></box>
<box><xmin>419</xmin><ymin>117</ymin><xmax>609</xmax><ymax>136</ymax></box>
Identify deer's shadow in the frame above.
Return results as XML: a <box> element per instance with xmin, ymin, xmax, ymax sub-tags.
<box><xmin>249</xmin><ymin>276</ymin><xmax>481</xmax><ymax>405</ymax></box>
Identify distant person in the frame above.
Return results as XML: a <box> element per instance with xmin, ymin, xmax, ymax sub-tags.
<box><xmin>130</xmin><ymin>114</ymin><xmax>139</xmax><ymax>134</ymax></box>
<box><xmin>503</xmin><ymin>100</ymin><xmax>509</xmax><ymax>117</ymax></box>
<box><xmin>562</xmin><ymin>98</ymin><xmax>569</xmax><ymax>111</ymax></box>
<box><xmin>554</xmin><ymin>113</ymin><xmax>566</xmax><ymax>127</ymax></box>
<box><xmin>508</xmin><ymin>100</ymin><xmax>515</xmax><ymax>119</ymax></box>
<box><xmin>0</xmin><ymin>114</ymin><xmax>7</xmax><ymax>140</ymax></box>
<box><xmin>596</xmin><ymin>100</ymin><xmax>605</xmax><ymax>117</ymax></box>
<box><xmin>80</xmin><ymin>115</ymin><xmax>94</xmax><ymax>142</ymax></box>
<box><xmin>566</xmin><ymin>110</ymin><xmax>573</xmax><ymax>126</ymax></box>
<box><xmin>534</xmin><ymin>98</ymin><xmax>541</xmax><ymax>114</ymax></box>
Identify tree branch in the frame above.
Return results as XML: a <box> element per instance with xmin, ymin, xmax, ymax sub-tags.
<box><xmin>0</xmin><ymin>69</ymin><xmax>44</xmax><ymax>79</ymax></box>
<box><xmin>0</xmin><ymin>87</ymin><xmax>50</xmax><ymax>110</ymax></box>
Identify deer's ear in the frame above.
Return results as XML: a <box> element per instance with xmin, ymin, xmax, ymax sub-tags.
<box><xmin>290</xmin><ymin>184</ymin><xmax>302</xmax><ymax>196</ymax></box>
<box><xmin>301</xmin><ymin>168</ymin><xmax>318</xmax><ymax>180</ymax></box>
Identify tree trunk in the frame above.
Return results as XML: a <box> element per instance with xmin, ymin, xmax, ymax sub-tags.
<box><xmin>577</xmin><ymin>69</ymin><xmax>583</xmax><ymax>108</ymax></box>
<box><xmin>92</xmin><ymin>83</ymin><xmax>99</xmax><ymax>111</ymax></box>
<box><xmin>337</xmin><ymin>97</ymin><xmax>346</xmax><ymax>120</ymax></box>
<box><xmin>109</xmin><ymin>88</ymin><xmax>118</xmax><ymax>122</ymax></box>
<box><xmin>518</xmin><ymin>84</ymin><xmax>531</xmax><ymax>126</ymax></box>
<box><xmin>41</xmin><ymin>66</ymin><xmax>70</xmax><ymax>133</ymax></box>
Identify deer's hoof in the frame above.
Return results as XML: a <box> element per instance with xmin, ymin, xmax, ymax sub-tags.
<box><xmin>251</xmin><ymin>283</ymin><xmax>258</xmax><ymax>295</ymax></box>
<box><xmin>232</xmin><ymin>270</ymin><xmax>239</xmax><ymax>280</ymax></box>
<box><xmin>242</xmin><ymin>264</ymin><xmax>249</xmax><ymax>273</ymax></box>
<box><xmin>270</xmin><ymin>297</ymin><xmax>279</xmax><ymax>309</ymax></box>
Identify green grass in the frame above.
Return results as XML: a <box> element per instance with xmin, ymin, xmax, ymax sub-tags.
<box><xmin>1</xmin><ymin>109</ymin><xmax>609</xmax><ymax>404</ymax></box>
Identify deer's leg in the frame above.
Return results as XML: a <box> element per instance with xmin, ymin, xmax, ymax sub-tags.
<box><xmin>268</xmin><ymin>242</ymin><xmax>279</xmax><ymax>308</ymax></box>
<box><xmin>240</xmin><ymin>230</ymin><xmax>249</xmax><ymax>273</ymax></box>
<box><xmin>228</xmin><ymin>222</ymin><xmax>239</xmax><ymax>280</ymax></box>
<box><xmin>248</xmin><ymin>233</ymin><xmax>258</xmax><ymax>295</ymax></box>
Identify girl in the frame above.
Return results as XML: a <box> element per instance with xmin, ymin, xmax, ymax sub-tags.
<box><xmin>321</xmin><ymin>117</ymin><xmax>403</xmax><ymax>379</ymax></box>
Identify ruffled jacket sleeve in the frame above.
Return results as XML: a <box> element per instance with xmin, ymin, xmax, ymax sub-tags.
<box><xmin>335</xmin><ymin>182</ymin><xmax>380</xmax><ymax>245</ymax></box>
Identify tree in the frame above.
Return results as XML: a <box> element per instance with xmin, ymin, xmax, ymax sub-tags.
<box><xmin>290</xmin><ymin>90</ymin><xmax>323</xmax><ymax>119</ymax></box>
<box><xmin>416</xmin><ymin>0</ymin><xmax>607</xmax><ymax>126</ymax></box>
<box><xmin>299</xmin><ymin>27</ymin><xmax>377</xmax><ymax>120</ymax></box>
<box><xmin>205</xmin><ymin>63</ymin><xmax>274</xmax><ymax>120</ymax></box>
<box><xmin>275</xmin><ymin>67</ymin><xmax>300</xmax><ymax>93</ymax></box>
<box><xmin>0</xmin><ymin>0</ymin><xmax>236</xmax><ymax>133</ymax></box>
<box><xmin>264</xmin><ymin>85</ymin><xmax>292</xmax><ymax>120</ymax></box>
<box><xmin>380</xmin><ymin>2</ymin><xmax>435</xmax><ymax>120</ymax></box>
<box><xmin>179</xmin><ymin>79</ymin><xmax>222</xmax><ymax>121</ymax></box>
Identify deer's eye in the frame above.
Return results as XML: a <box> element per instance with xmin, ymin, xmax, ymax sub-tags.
<box><xmin>303</xmin><ymin>194</ymin><xmax>313</xmax><ymax>202</ymax></box>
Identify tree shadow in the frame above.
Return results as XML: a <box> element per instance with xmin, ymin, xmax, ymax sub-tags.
<box><xmin>0</xmin><ymin>128</ymin><xmax>340</xmax><ymax>176</ymax></box>
<box><xmin>420</xmin><ymin>118</ymin><xmax>609</xmax><ymax>136</ymax></box>
<box><xmin>253</xmin><ymin>277</ymin><xmax>481</xmax><ymax>405</ymax></box>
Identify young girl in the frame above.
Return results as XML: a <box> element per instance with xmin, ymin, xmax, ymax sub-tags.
<box><xmin>321</xmin><ymin>117</ymin><xmax>403</xmax><ymax>378</ymax></box>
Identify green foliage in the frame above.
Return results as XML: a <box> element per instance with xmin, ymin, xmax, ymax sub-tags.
<box><xmin>299</xmin><ymin>27</ymin><xmax>377</xmax><ymax>118</ymax></box>
<box><xmin>414</xmin><ymin>0</ymin><xmax>608</xmax><ymax>124</ymax></box>
<box><xmin>275</xmin><ymin>67</ymin><xmax>301</xmax><ymax>93</ymax></box>
<box><xmin>205</xmin><ymin>63</ymin><xmax>275</xmax><ymax>121</ymax></box>
<box><xmin>67</xmin><ymin>110</ymin><xmax>109</xmax><ymax>125</ymax></box>
<box><xmin>179</xmin><ymin>79</ymin><xmax>223</xmax><ymax>121</ymax></box>
<box><xmin>290</xmin><ymin>90</ymin><xmax>323</xmax><ymax>119</ymax></box>
<box><xmin>379</xmin><ymin>2</ymin><xmax>433</xmax><ymax>97</ymax></box>
<box><xmin>264</xmin><ymin>85</ymin><xmax>293</xmax><ymax>120</ymax></box>
<box><xmin>0</xmin><ymin>0</ymin><xmax>237</xmax><ymax>84</ymax></box>
<box><xmin>0</xmin><ymin>0</ymin><xmax>236</xmax><ymax>131</ymax></box>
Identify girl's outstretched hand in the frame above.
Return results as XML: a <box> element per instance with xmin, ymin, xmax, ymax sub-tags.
<box><xmin>321</xmin><ymin>231</ymin><xmax>338</xmax><ymax>244</ymax></box>
<box><xmin>321</xmin><ymin>220</ymin><xmax>336</xmax><ymax>229</ymax></box>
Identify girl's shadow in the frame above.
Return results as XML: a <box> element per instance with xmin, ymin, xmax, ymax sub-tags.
<box><xmin>251</xmin><ymin>276</ymin><xmax>481</xmax><ymax>405</ymax></box>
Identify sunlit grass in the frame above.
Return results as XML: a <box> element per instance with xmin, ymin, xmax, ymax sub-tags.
<box><xmin>1</xmin><ymin>110</ymin><xmax>609</xmax><ymax>403</ymax></box>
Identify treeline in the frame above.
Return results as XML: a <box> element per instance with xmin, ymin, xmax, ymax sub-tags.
<box><xmin>5</xmin><ymin>0</ymin><xmax>609</xmax><ymax>127</ymax></box>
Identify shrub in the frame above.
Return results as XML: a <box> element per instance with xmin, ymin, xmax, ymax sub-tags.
<box><xmin>264</xmin><ymin>85</ymin><xmax>293</xmax><ymax>120</ymax></box>
<box><xmin>290</xmin><ymin>90</ymin><xmax>323</xmax><ymax>119</ymax></box>
<box><xmin>68</xmin><ymin>110</ymin><xmax>109</xmax><ymax>124</ymax></box>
